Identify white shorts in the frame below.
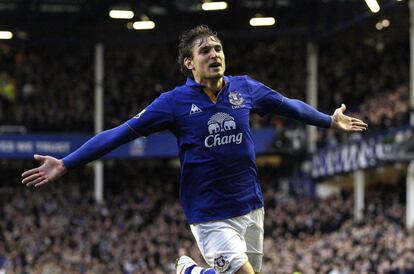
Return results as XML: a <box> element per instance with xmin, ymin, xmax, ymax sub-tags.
<box><xmin>190</xmin><ymin>207</ymin><xmax>264</xmax><ymax>274</ymax></box>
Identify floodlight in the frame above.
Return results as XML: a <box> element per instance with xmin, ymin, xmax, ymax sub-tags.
<box><xmin>364</xmin><ymin>0</ymin><xmax>380</xmax><ymax>13</ymax></box>
<box><xmin>0</xmin><ymin>31</ymin><xmax>12</xmax><ymax>39</ymax></box>
<box><xmin>249</xmin><ymin>17</ymin><xmax>275</xmax><ymax>27</ymax></box>
<box><xmin>133</xmin><ymin>21</ymin><xmax>155</xmax><ymax>30</ymax></box>
<box><xmin>382</xmin><ymin>19</ymin><xmax>390</xmax><ymax>27</ymax></box>
<box><xmin>201</xmin><ymin>1</ymin><xmax>228</xmax><ymax>11</ymax></box>
<box><xmin>375</xmin><ymin>22</ymin><xmax>383</xmax><ymax>30</ymax></box>
<box><xmin>109</xmin><ymin>10</ymin><xmax>134</xmax><ymax>19</ymax></box>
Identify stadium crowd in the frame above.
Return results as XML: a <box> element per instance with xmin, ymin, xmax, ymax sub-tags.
<box><xmin>316</xmin><ymin>39</ymin><xmax>409</xmax><ymax>148</ymax></box>
<box><xmin>0</xmin><ymin>36</ymin><xmax>409</xmax><ymax>139</ymax></box>
<box><xmin>0</xmin><ymin>43</ymin><xmax>95</xmax><ymax>132</ymax></box>
<box><xmin>1</xmin><ymin>161</ymin><xmax>413</xmax><ymax>274</ymax></box>
<box><xmin>0</xmin><ymin>29</ymin><xmax>411</xmax><ymax>273</ymax></box>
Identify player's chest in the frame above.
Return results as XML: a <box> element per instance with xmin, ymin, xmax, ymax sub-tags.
<box><xmin>176</xmin><ymin>90</ymin><xmax>251</xmax><ymax>134</ymax></box>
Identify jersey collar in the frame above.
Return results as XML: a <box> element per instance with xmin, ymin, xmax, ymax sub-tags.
<box><xmin>185</xmin><ymin>76</ymin><xmax>230</xmax><ymax>88</ymax></box>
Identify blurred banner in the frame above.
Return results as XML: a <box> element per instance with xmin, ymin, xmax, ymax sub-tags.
<box><xmin>311</xmin><ymin>127</ymin><xmax>413</xmax><ymax>179</ymax></box>
<box><xmin>0</xmin><ymin>128</ymin><xmax>276</xmax><ymax>159</ymax></box>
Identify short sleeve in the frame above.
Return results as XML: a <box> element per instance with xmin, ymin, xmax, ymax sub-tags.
<box><xmin>126</xmin><ymin>92</ymin><xmax>175</xmax><ymax>136</ymax></box>
<box><xmin>244</xmin><ymin>76</ymin><xmax>284</xmax><ymax>116</ymax></box>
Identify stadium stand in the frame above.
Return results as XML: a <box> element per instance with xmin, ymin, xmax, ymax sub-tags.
<box><xmin>0</xmin><ymin>37</ymin><xmax>409</xmax><ymax>154</ymax></box>
<box><xmin>0</xmin><ymin>1</ymin><xmax>412</xmax><ymax>273</ymax></box>
<box><xmin>1</xmin><ymin>161</ymin><xmax>413</xmax><ymax>274</ymax></box>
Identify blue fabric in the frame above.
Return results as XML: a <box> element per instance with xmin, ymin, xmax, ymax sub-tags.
<box><xmin>62</xmin><ymin>123</ymin><xmax>137</xmax><ymax>170</ymax></box>
<box><xmin>200</xmin><ymin>269</ymin><xmax>216</xmax><ymax>274</ymax></box>
<box><xmin>276</xmin><ymin>98</ymin><xmax>331</xmax><ymax>128</ymax></box>
<box><xmin>245</xmin><ymin>76</ymin><xmax>331</xmax><ymax>127</ymax></box>
<box><xmin>126</xmin><ymin>75</ymin><xmax>331</xmax><ymax>223</ymax></box>
<box><xmin>184</xmin><ymin>265</ymin><xmax>196</xmax><ymax>274</ymax></box>
<box><xmin>0</xmin><ymin>256</ymin><xmax>9</xmax><ymax>268</ymax></box>
<box><xmin>61</xmin><ymin>75</ymin><xmax>332</xmax><ymax>224</ymax></box>
<box><xmin>184</xmin><ymin>265</ymin><xmax>215</xmax><ymax>274</ymax></box>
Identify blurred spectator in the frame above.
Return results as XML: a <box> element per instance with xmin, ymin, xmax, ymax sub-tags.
<box><xmin>0</xmin><ymin>38</ymin><xmax>309</xmax><ymax>132</ymax></box>
<box><xmin>316</xmin><ymin>39</ymin><xmax>409</xmax><ymax>148</ymax></box>
<box><xmin>1</xmin><ymin>160</ymin><xmax>413</xmax><ymax>273</ymax></box>
<box><xmin>0</xmin><ymin>37</ymin><xmax>409</xmax><ymax>148</ymax></box>
<box><xmin>0</xmin><ymin>38</ymin><xmax>308</xmax><ymax>155</ymax></box>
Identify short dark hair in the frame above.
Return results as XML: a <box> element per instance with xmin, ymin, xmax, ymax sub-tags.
<box><xmin>177</xmin><ymin>25</ymin><xmax>222</xmax><ymax>76</ymax></box>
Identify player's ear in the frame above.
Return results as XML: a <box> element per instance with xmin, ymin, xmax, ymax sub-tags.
<box><xmin>184</xmin><ymin>57</ymin><xmax>194</xmax><ymax>70</ymax></box>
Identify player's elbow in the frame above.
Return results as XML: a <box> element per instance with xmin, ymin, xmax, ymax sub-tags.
<box><xmin>283</xmin><ymin>98</ymin><xmax>303</xmax><ymax>120</ymax></box>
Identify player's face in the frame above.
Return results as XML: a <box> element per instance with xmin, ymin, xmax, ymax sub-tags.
<box><xmin>186</xmin><ymin>36</ymin><xmax>226</xmax><ymax>81</ymax></box>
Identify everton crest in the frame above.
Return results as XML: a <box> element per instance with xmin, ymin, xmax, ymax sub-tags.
<box><xmin>228</xmin><ymin>91</ymin><xmax>244</xmax><ymax>106</ymax></box>
<box><xmin>214</xmin><ymin>255</ymin><xmax>230</xmax><ymax>273</ymax></box>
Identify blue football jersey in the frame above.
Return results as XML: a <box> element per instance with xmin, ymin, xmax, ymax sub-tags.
<box><xmin>127</xmin><ymin>75</ymin><xmax>285</xmax><ymax>224</ymax></box>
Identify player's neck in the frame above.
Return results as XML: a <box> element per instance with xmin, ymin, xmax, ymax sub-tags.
<box><xmin>198</xmin><ymin>77</ymin><xmax>224</xmax><ymax>95</ymax></box>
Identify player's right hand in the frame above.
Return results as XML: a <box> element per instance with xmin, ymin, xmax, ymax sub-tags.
<box><xmin>21</xmin><ymin>154</ymin><xmax>67</xmax><ymax>188</ymax></box>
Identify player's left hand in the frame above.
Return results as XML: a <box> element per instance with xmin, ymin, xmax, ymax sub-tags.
<box><xmin>331</xmin><ymin>104</ymin><xmax>368</xmax><ymax>132</ymax></box>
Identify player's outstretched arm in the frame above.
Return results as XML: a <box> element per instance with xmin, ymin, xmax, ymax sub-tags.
<box><xmin>330</xmin><ymin>104</ymin><xmax>368</xmax><ymax>132</ymax></box>
<box><xmin>21</xmin><ymin>122</ymin><xmax>138</xmax><ymax>188</ymax></box>
<box><xmin>21</xmin><ymin>154</ymin><xmax>67</xmax><ymax>188</ymax></box>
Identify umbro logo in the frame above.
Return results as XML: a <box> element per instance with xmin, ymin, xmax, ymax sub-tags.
<box><xmin>189</xmin><ymin>104</ymin><xmax>202</xmax><ymax>115</ymax></box>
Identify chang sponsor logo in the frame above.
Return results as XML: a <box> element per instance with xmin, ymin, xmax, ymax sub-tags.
<box><xmin>204</xmin><ymin>112</ymin><xmax>243</xmax><ymax>148</ymax></box>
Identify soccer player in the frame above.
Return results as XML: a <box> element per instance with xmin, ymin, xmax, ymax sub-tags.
<box><xmin>21</xmin><ymin>25</ymin><xmax>367</xmax><ymax>274</ymax></box>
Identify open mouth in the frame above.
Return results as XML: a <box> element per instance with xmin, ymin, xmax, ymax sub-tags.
<box><xmin>209</xmin><ymin>62</ymin><xmax>221</xmax><ymax>68</ymax></box>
